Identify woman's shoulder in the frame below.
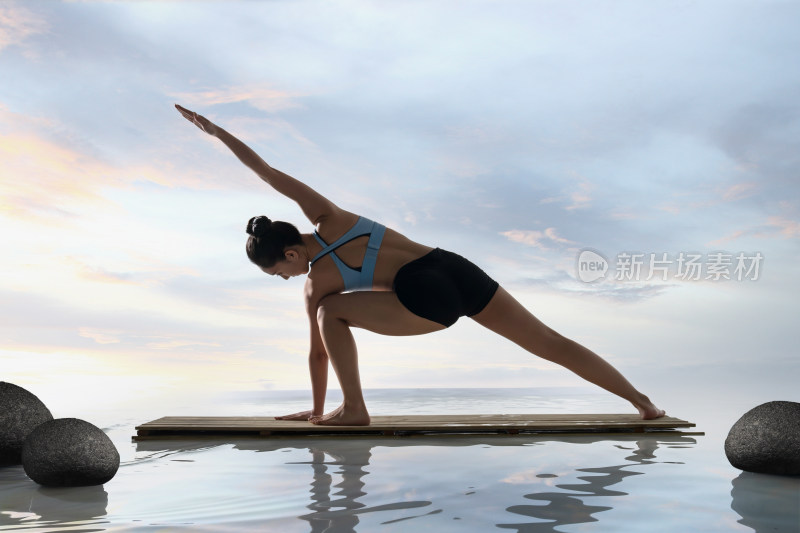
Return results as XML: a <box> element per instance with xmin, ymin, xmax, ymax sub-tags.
<box><xmin>313</xmin><ymin>208</ymin><xmax>361</xmax><ymax>241</ymax></box>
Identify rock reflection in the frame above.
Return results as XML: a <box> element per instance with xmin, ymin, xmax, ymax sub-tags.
<box><xmin>0</xmin><ymin>466</ymin><xmax>109</xmax><ymax>530</ymax></box>
<box><xmin>731</xmin><ymin>471</ymin><xmax>800</xmax><ymax>533</ymax></box>
<box><xmin>497</xmin><ymin>436</ymin><xmax>693</xmax><ymax>532</ymax></box>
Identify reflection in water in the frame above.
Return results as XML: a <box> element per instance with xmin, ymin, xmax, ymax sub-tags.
<box><xmin>731</xmin><ymin>471</ymin><xmax>800</xmax><ymax>533</ymax></box>
<box><xmin>497</xmin><ymin>437</ymin><xmax>688</xmax><ymax>532</ymax></box>
<box><xmin>0</xmin><ymin>466</ymin><xmax>109</xmax><ymax>530</ymax></box>
<box><xmin>1</xmin><ymin>434</ymin><xmax>698</xmax><ymax>532</ymax></box>
<box><xmin>240</xmin><ymin>434</ymin><xmax>694</xmax><ymax>532</ymax></box>
<box><xmin>131</xmin><ymin>435</ymin><xmax>697</xmax><ymax>532</ymax></box>
<box><xmin>135</xmin><ymin>438</ymin><xmax>444</xmax><ymax>531</ymax></box>
<box><xmin>292</xmin><ymin>446</ymin><xmax>433</xmax><ymax>532</ymax></box>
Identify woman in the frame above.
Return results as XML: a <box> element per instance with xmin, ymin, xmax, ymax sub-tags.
<box><xmin>176</xmin><ymin>104</ymin><xmax>665</xmax><ymax>426</ymax></box>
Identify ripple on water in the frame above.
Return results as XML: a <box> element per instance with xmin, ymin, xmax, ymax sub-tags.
<box><xmin>3</xmin><ymin>389</ymin><xmax>796</xmax><ymax>532</ymax></box>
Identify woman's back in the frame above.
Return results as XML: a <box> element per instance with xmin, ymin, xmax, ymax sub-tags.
<box><xmin>310</xmin><ymin>210</ymin><xmax>433</xmax><ymax>293</ymax></box>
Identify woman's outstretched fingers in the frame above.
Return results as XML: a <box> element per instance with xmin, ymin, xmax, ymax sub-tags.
<box><xmin>174</xmin><ymin>103</ymin><xmax>194</xmax><ymax>120</ymax></box>
<box><xmin>175</xmin><ymin>104</ymin><xmax>217</xmax><ymax>135</ymax></box>
<box><xmin>175</xmin><ymin>104</ymin><xmax>201</xmax><ymax>128</ymax></box>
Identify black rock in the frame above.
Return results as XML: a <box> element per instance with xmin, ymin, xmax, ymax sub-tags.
<box><xmin>725</xmin><ymin>401</ymin><xmax>800</xmax><ymax>476</ymax></box>
<box><xmin>0</xmin><ymin>382</ymin><xmax>54</xmax><ymax>466</ymax></box>
<box><xmin>22</xmin><ymin>418</ymin><xmax>120</xmax><ymax>487</ymax></box>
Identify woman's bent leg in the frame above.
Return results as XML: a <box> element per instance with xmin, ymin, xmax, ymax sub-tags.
<box><xmin>470</xmin><ymin>287</ymin><xmax>665</xmax><ymax>419</ymax></box>
<box><xmin>315</xmin><ymin>302</ymin><xmax>370</xmax><ymax>426</ymax></box>
<box><xmin>315</xmin><ymin>291</ymin><xmax>446</xmax><ymax>426</ymax></box>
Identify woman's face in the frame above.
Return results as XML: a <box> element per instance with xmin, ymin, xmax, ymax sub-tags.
<box><xmin>260</xmin><ymin>250</ymin><xmax>308</xmax><ymax>280</ymax></box>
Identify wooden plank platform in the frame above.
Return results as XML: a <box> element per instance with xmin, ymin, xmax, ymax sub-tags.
<box><xmin>134</xmin><ymin>414</ymin><xmax>700</xmax><ymax>440</ymax></box>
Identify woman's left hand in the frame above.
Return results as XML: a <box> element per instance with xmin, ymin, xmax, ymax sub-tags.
<box><xmin>175</xmin><ymin>104</ymin><xmax>219</xmax><ymax>136</ymax></box>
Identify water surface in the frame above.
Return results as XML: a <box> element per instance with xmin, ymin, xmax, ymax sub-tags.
<box><xmin>1</xmin><ymin>388</ymin><xmax>797</xmax><ymax>532</ymax></box>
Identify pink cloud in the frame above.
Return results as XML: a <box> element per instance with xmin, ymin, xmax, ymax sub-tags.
<box><xmin>502</xmin><ymin>229</ymin><xmax>546</xmax><ymax>247</ymax></box>
<box><xmin>501</xmin><ymin>227</ymin><xmax>574</xmax><ymax>249</ymax></box>
<box><xmin>78</xmin><ymin>327</ymin><xmax>121</xmax><ymax>345</ymax></box>
<box><xmin>766</xmin><ymin>216</ymin><xmax>800</xmax><ymax>238</ymax></box>
<box><xmin>544</xmin><ymin>227</ymin><xmax>575</xmax><ymax>244</ymax></box>
<box><xmin>0</xmin><ymin>106</ymin><xmax>203</xmax><ymax>220</ymax></box>
<box><xmin>170</xmin><ymin>84</ymin><xmax>304</xmax><ymax>113</ymax></box>
<box><xmin>707</xmin><ymin>230</ymin><xmax>748</xmax><ymax>247</ymax></box>
<box><xmin>722</xmin><ymin>182</ymin><xmax>757</xmax><ymax>201</ymax></box>
<box><xmin>565</xmin><ymin>187</ymin><xmax>592</xmax><ymax>210</ymax></box>
<box><xmin>0</xmin><ymin>3</ymin><xmax>47</xmax><ymax>52</ymax></box>
<box><xmin>0</xmin><ymin>133</ymin><xmax>114</xmax><ymax>219</ymax></box>
<box><xmin>706</xmin><ymin>216</ymin><xmax>799</xmax><ymax>246</ymax></box>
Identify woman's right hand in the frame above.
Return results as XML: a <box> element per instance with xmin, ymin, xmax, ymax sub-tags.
<box><xmin>274</xmin><ymin>410</ymin><xmax>316</xmax><ymax>421</ymax></box>
<box><xmin>175</xmin><ymin>104</ymin><xmax>219</xmax><ymax>136</ymax></box>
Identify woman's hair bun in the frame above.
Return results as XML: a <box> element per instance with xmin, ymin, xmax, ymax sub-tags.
<box><xmin>246</xmin><ymin>216</ymin><xmax>272</xmax><ymax>237</ymax></box>
<box><xmin>245</xmin><ymin>217</ymin><xmax>303</xmax><ymax>268</ymax></box>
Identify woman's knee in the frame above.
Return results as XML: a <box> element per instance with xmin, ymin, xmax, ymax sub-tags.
<box><xmin>316</xmin><ymin>294</ymin><xmax>348</xmax><ymax>326</ymax></box>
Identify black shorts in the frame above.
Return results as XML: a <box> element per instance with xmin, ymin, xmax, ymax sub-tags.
<box><xmin>392</xmin><ymin>248</ymin><xmax>499</xmax><ymax>328</ymax></box>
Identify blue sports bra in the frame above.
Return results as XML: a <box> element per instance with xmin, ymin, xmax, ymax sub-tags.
<box><xmin>310</xmin><ymin>217</ymin><xmax>386</xmax><ymax>291</ymax></box>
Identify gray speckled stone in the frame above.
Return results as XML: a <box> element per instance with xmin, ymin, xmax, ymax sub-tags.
<box><xmin>22</xmin><ymin>418</ymin><xmax>120</xmax><ymax>487</ymax></box>
<box><xmin>0</xmin><ymin>382</ymin><xmax>54</xmax><ymax>466</ymax></box>
<box><xmin>725</xmin><ymin>401</ymin><xmax>800</xmax><ymax>476</ymax></box>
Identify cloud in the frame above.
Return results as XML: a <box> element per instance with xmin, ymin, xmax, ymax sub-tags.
<box><xmin>566</xmin><ymin>179</ymin><xmax>593</xmax><ymax>211</ymax></box>
<box><xmin>0</xmin><ymin>3</ymin><xmax>47</xmax><ymax>52</ymax></box>
<box><xmin>508</xmin><ymin>271</ymin><xmax>671</xmax><ymax>303</ymax></box>
<box><xmin>170</xmin><ymin>84</ymin><xmax>304</xmax><ymax>113</ymax></box>
<box><xmin>709</xmin><ymin>101</ymin><xmax>800</xmax><ymax>218</ymax></box>
<box><xmin>73</xmin><ymin>262</ymin><xmax>138</xmax><ymax>286</ymax></box>
<box><xmin>0</xmin><ymin>103</ymin><xmax>229</xmax><ymax>223</ymax></box>
<box><xmin>0</xmin><ymin>283</ymin><xmax>305</xmax><ymax>370</ymax></box>
<box><xmin>722</xmin><ymin>182</ymin><xmax>757</xmax><ymax>201</ymax></box>
<box><xmin>538</xmin><ymin>178</ymin><xmax>594</xmax><ymax>212</ymax></box>
<box><xmin>570</xmin><ymin>282</ymin><xmax>670</xmax><ymax>302</ymax></box>
<box><xmin>707</xmin><ymin>216</ymin><xmax>800</xmax><ymax>245</ymax></box>
<box><xmin>707</xmin><ymin>230</ymin><xmax>748</xmax><ymax>247</ymax></box>
<box><xmin>501</xmin><ymin>228</ymin><xmax>575</xmax><ymax>250</ymax></box>
<box><xmin>78</xmin><ymin>327</ymin><xmax>121</xmax><ymax>345</ymax></box>
<box><xmin>0</xmin><ymin>105</ymin><xmax>129</xmax><ymax>219</ymax></box>
<box><xmin>765</xmin><ymin>216</ymin><xmax>800</xmax><ymax>239</ymax></box>
<box><xmin>0</xmin><ymin>131</ymin><xmax>112</xmax><ymax>219</ymax></box>
<box><xmin>145</xmin><ymin>339</ymin><xmax>222</xmax><ymax>351</ymax></box>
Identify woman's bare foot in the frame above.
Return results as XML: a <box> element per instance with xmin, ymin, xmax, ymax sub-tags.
<box><xmin>634</xmin><ymin>395</ymin><xmax>666</xmax><ymax>420</ymax></box>
<box><xmin>311</xmin><ymin>403</ymin><xmax>371</xmax><ymax>426</ymax></box>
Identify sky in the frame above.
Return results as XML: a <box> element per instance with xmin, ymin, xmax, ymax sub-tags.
<box><xmin>1</xmin><ymin>0</ymin><xmax>798</xmax><ymax>415</ymax></box>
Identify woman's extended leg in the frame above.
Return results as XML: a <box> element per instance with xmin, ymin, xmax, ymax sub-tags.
<box><xmin>471</xmin><ymin>287</ymin><xmax>665</xmax><ymax>419</ymax></box>
<box><xmin>315</xmin><ymin>291</ymin><xmax>446</xmax><ymax>426</ymax></box>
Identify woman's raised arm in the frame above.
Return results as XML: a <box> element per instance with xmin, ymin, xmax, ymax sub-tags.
<box><xmin>176</xmin><ymin>104</ymin><xmax>337</xmax><ymax>225</ymax></box>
